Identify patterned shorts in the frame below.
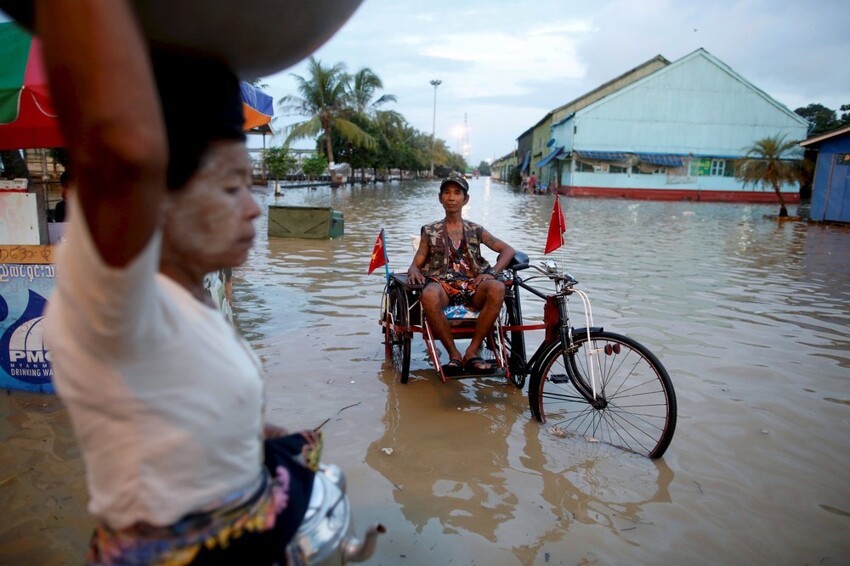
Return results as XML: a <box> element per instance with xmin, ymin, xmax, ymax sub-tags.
<box><xmin>431</xmin><ymin>277</ymin><xmax>478</xmax><ymax>306</ymax></box>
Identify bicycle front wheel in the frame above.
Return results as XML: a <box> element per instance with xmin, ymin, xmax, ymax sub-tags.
<box><xmin>385</xmin><ymin>286</ymin><xmax>411</xmax><ymax>383</ymax></box>
<box><xmin>528</xmin><ymin>330</ymin><xmax>676</xmax><ymax>459</ymax></box>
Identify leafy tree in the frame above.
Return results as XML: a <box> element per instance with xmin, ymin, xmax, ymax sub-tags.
<box><xmin>347</xmin><ymin>68</ymin><xmax>396</xmax><ymax>115</ymax></box>
<box><xmin>477</xmin><ymin>160</ymin><xmax>492</xmax><ymax>176</ymax></box>
<box><xmin>794</xmin><ymin>103</ymin><xmax>849</xmax><ymax>136</ymax></box>
<box><xmin>735</xmin><ymin>135</ymin><xmax>806</xmax><ymax>217</ymax></box>
<box><xmin>263</xmin><ymin>146</ymin><xmax>297</xmax><ymax>194</ymax></box>
<box><xmin>840</xmin><ymin>104</ymin><xmax>850</xmax><ymax>127</ymax></box>
<box><xmin>278</xmin><ymin>57</ymin><xmax>374</xmax><ymax>182</ymax></box>
<box><xmin>302</xmin><ymin>153</ymin><xmax>329</xmax><ymax>179</ymax></box>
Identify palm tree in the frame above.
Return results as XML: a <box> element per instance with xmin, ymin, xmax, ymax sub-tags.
<box><xmin>347</xmin><ymin>68</ymin><xmax>396</xmax><ymax>115</ymax></box>
<box><xmin>278</xmin><ymin>57</ymin><xmax>373</xmax><ymax>183</ymax></box>
<box><xmin>735</xmin><ymin>134</ymin><xmax>805</xmax><ymax>217</ymax></box>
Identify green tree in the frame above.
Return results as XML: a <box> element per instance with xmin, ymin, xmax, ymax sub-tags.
<box><xmin>735</xmin><ymin>135</ymin><xmax>806</xmax><ymax>217</ymax></box>
<box><xmin>840</xmin><ymin>104</ymin><xmax>850</xmax><ymax>127</ymax></box>
<box><xmin>278</xmin><ymin>57</ymin><xmax>374</xmax><ymax>182</ymax></box>
<box><xmin>347</xmin><ymin>67</ymin><xmax>396</xmax><ymax>115</ymax></box>
<box><xmin>795</xmin><ymin>103</ymin><xmax>842</xmax><ymax>136</ymax></box>
<box><xmin>263</xmin><ymin>146</ymin><xmax>297</xmax><ymax>195</ymax></box>
<box><xmin>302</xmin><ymin>153</ymin><xmax>329</xmax><ymax>179</ymax></box>
<box><xmin>477</xmin><ymin>160</ymin><xmax>492</xmax><ymax>176</ymax></box>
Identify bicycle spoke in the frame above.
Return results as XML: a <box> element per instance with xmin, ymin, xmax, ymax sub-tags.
<box><xmin>531</xmin><ymin>331</ymin><xmax>676</xmax><ymax>459</ymax></box>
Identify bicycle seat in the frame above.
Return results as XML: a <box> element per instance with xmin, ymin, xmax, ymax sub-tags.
<box><xmin>509</xmin><ymin>251</ymin><xmax>530</xmax><ymax>272</ymax></box>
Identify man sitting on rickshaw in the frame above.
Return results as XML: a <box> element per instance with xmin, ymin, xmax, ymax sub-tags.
<box><xmin>407</xmin><ymin>173</ymin><xmax>516</xmax><ymax>375</ymax></box>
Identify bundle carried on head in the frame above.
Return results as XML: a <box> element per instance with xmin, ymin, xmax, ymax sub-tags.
<box><xmin>150</xmin><ymin>50</ymin><xmax>246</xmax><ymax>190</ymax></box>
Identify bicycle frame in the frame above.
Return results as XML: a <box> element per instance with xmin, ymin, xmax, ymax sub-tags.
<box><xmin>380</xmin><ymin>258</ymin><xmax>678</xmax><ymax>458</ymax></box>
<box><xmin>501</xmin><ymin>265</ymin><xmax>604</xmax><ymax>401</ymax></box>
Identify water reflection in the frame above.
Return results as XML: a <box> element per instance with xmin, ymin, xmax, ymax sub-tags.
<box><xmin>3</xmin><ymin>178</ymin><xmax>848</xmax><ymax>563</ymax></box>
<box><xmin>366</xmin><ymin>363</ymin><xmax>676</xmax><ymax>563</ymax></box>
<box><xmin>232</xmin><ymin>178</ymin><xmax>850</xmax><ymax>562</ymax></box>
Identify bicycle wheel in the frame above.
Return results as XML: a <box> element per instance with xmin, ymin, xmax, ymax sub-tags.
<box><xmin>528</xmin><ymin>330</ymin><xmax>676</xmax><ymax>459</ymax></box>
<box><xmin>384</xmin><ymin>286</ymin><xmax>411</xmax><ymax>383</ymax></box>
<box><xmin>500</xmin><ymin>288</ymin><xmax>526</xmax><ymax>388</ymax></box>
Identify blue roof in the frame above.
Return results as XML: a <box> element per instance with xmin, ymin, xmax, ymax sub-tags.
<box><xmin>536</xmin><ymin>146</ymin><xmax>565</xmax><ymax>168</ymax></box>
<box><xmin>576</xmin><ymin>150</ymin><xmax>690</xmax><ymax>167</ymax></box>
<box><xmin>635</xmin><ymin>153</ymin><xmax>684</xmax><ymax>167</ymax></box>
<box><xmin>575</xmin><ymin>150</ymin><xmax>627</xmax><ymax>162</ymax></box>
<box><xmin>520</xmin><ymin>150</ymin><xmax>531</xmax><ymax>172</ymax></box>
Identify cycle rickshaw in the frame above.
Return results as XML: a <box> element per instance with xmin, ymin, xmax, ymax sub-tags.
<box><xmin>379</xmin><ymin>251</ymin><xmax>678</xmax><ymax>459</ymax></box>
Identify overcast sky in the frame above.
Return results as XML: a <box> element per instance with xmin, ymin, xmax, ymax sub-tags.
<box><xmin>6</xmin><ymin>1</ymin><xmax>847</xmax><ymax>165</ymax></box>
<box><xmin>255</xmin><ymin>0</ymin><xmax>848</xmax><ymax>164</ymax></box>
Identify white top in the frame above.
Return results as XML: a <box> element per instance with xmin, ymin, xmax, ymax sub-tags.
<box><xmin>44</xmin><ymin>199</ymin><xmax>264</xmax><ymax>529</ymax></box>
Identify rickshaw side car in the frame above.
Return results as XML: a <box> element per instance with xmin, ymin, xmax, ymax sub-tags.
<box><xmin>378</xmin><ymin>250</ymin><xmax>678</xmax><ymax>460</ymax></box>
<box><xmin>380</xmin><ymin>252</ymin><xmax>530</xmax><ymax>386</ymax></box>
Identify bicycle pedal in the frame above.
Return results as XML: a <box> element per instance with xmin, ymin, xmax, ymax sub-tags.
<box><xmin>549</xmin><ymin>374</ymin><xmax>570</xmax><ymax>384</ymax></box>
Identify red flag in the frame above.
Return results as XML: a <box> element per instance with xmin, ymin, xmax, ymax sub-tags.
<box><xmin>368</xmin><ymin>229</ymin><xmax>388</xmax><ymax>274</ymax></box>
<box><xmin>544</xmin><ymin>197</ymin><xmax>566</xmax><ymax>254</ymax></box>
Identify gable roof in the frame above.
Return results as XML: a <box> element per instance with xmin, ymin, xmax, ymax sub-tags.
<box><xmin>577</xmin><ymin>48</ymin><xmax>809</xmax><ymax>128</ymax></box>
<box><xmin>517</xmin><ymin>54</ymin><xmax>670</xmax><ymax>142</ymax></box>
<box><xmin>550</xmin><ymin>54</ymin><xmax>670</xmax><ymax>118</ymax></box>
<box><xmin>800</xmin><ymin>125</ymin><xmax>850</xmax><ymax>148</ymax></box>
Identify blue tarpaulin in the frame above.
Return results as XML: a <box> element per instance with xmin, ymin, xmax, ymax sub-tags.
<box><xmin>575</xmin><ymin>150</ymin><xmax>627</xmax><ymax>162</ymax></box>
<box><xmin>576</xmin><ymin>150</ymin><xmax>685</xmax><ymax>167</ymax></box>
<box><xmin>536</xmin><ymin>146</ymin><xmax>565</xmax><ymax>168</ymax></box>
<box><xmin>635</xmin><ymin>153</ymin><xmax>684</xmax><ymax>167</ymax></box>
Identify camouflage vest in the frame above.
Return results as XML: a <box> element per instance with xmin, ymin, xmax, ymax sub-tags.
<box><xmin>420</xmin><ymin>219</ymin><xmax>493</xmax><ymax>278</ymax></box>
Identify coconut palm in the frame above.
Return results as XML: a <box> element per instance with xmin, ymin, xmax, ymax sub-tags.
<box><xmin>735</xmin><ymin>134</ymin><xmax>805</xmax><ymax>217</ymax></box>
<box><xmin>343</xmin><ymin>67</ymin><xmax>399</xmax><ymax>182</ymax></box>
<box><xmin>347</xmin><ymin>68</ymin><xmax>396</xmax><ymax>115</ymax></box>
<box><xmin>278</xmin><ymin>57</ymin><xmax>374</xmax><ymax>182</ymax></box>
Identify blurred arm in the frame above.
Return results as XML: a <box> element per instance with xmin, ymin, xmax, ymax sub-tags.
<box><xmin>37</xmin><ymin>0</ymin><xmax>168</xmax><ymax>266</ymax></box>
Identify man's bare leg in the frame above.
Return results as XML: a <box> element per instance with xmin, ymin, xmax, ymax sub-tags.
<box><xmin>420</xmin><ymin>283</ymin><xmax>462</xmax><ymax>362</ymax></box>
<box><xmin>464</xmin><ymin>280</ymin><xmax>506</xmax><ymax>366</ymax></box>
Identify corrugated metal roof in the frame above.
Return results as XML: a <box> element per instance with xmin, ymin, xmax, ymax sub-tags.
<box><xmin>635</xmin><ymin>153</ymin><xmax>684</xmax><ymax>166</ymax></box>
<box><xmin>536</xmin><ymin>147</ymin><xmax>565</xmax><ymax>168</ymax></box>
<box><xmin>575</xmin><ymin>150</ymin><xmax>628</xmax><ymax>162</ymax></box>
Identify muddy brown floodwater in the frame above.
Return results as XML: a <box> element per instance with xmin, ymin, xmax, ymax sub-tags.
<box><xmin>2</xmin><ymin>178</ymin><xmax>849</xmax><ymax>565</ymax></box>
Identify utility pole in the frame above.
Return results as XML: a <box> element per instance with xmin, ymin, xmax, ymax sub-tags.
<box><xmin>429</xmin><ymin>79</ymin><xmax>442</xmax><ymax>178</ymax></box>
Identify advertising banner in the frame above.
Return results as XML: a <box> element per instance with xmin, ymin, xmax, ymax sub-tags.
<box><xmin>0</xmin><ymin>245</ymin><xmax>55</xmax><ymax>393</ymax></box>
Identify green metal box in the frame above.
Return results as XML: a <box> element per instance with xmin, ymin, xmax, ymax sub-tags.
<box><xmin>267</xmin><ymin>205</ymin><xmax>344</xmax><ymax>239</ymax></box>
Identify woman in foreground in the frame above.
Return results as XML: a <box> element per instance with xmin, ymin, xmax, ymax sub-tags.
<box><xmin>39</xmin><ymin>1</ymin><xmax>314</xmax><ymax>563</ymax></box>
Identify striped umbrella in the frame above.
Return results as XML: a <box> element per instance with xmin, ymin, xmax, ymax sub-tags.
<box><xmin>0</xmin><ymin>22</ymin><xmax>274</xmax><ymax>150</ymax></box>
<box><xmin>0</xmin><ymin>22</ymin><xmax>62</xmax><ymax>150</ymax></box>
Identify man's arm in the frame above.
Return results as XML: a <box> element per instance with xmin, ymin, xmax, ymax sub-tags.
<box><xmin>407</xmin><ymin>233</ymin><xmax>430</xmax><ymax>285</ymax></box>
<box><xmin>481</xmin><ymin>229</ymin><xmax>516</xmax><ymax>274</ymax></box>
<box><xmin>37</xmin><ymin>0</ymin><xmax>168</xmax><ymax>267</ymax></box>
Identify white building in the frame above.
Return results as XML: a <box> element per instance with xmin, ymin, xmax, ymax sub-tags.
<box><xmin>540</xmin><ymin>48</ymin><xmax>809</xmax><ymax>202</ymax></box>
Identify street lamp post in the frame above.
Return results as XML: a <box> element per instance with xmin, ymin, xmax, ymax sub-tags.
<box><xmin>429</xmin><ymin>79</ymin><xmax>441</xmax><ymax>178</ymax></box>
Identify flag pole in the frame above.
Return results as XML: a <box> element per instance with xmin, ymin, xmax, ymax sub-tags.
<box><xmin>382</xmin><ymin>228</ymin><xmax>390</xmax><ymax>283</ymax></box>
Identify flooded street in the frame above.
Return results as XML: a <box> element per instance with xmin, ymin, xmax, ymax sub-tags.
<box><xmin>2</xmin><ymin>178</ymin><xmax>849</xmax><ymax>564</ymax></box>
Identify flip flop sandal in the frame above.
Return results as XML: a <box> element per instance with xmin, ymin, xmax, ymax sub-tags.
<box><xmin>442</xmin><ymin>358</ymin><xmax>464</xmax><ymax>377</ymax></box>
<box><xmin>463</xmin><ymin>356</ymin><xmax>494</xmax><ymax>375</ymax></box>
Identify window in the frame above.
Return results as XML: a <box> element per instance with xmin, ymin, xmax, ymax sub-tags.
<box><xmin>609</xmin><ymin>165</ymin><xmax>629</xmax><ymax>174</ymax></box>
<box><xmin>710</xmin><ymin>159</ymin><xmax>726</xmax><ymax>176</ymax></box>
<box><xmin>576</xmin><ymin>161</ymin><xmax>595</xmax><ymax>172</ymax></box>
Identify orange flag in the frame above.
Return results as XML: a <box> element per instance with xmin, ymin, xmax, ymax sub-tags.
<box><xmin>368</xmin><ymin>229</ymin><xmax>388</xmax><ymax>274</ymax></box>
<box><xmin>544</xmin><ymin>196</ymin><xmax>566</xmax><ymax>254</ymax></box>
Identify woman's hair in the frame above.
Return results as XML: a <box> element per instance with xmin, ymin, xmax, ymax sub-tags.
<box><xmin>151</xmin><ymin>50</ymin><xmax>247</xmax><ymax>190</ymax></box>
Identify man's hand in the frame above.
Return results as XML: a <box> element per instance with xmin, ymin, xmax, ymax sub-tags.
<box><xmin>473</xmin><ymin>273</ymin><xmax>498</xmax><ymax>286</ymax></box>
<box><xmin>408</xmin><ymin>266</ymin><xmax>425</xmax><ymax>285</ymax></box>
